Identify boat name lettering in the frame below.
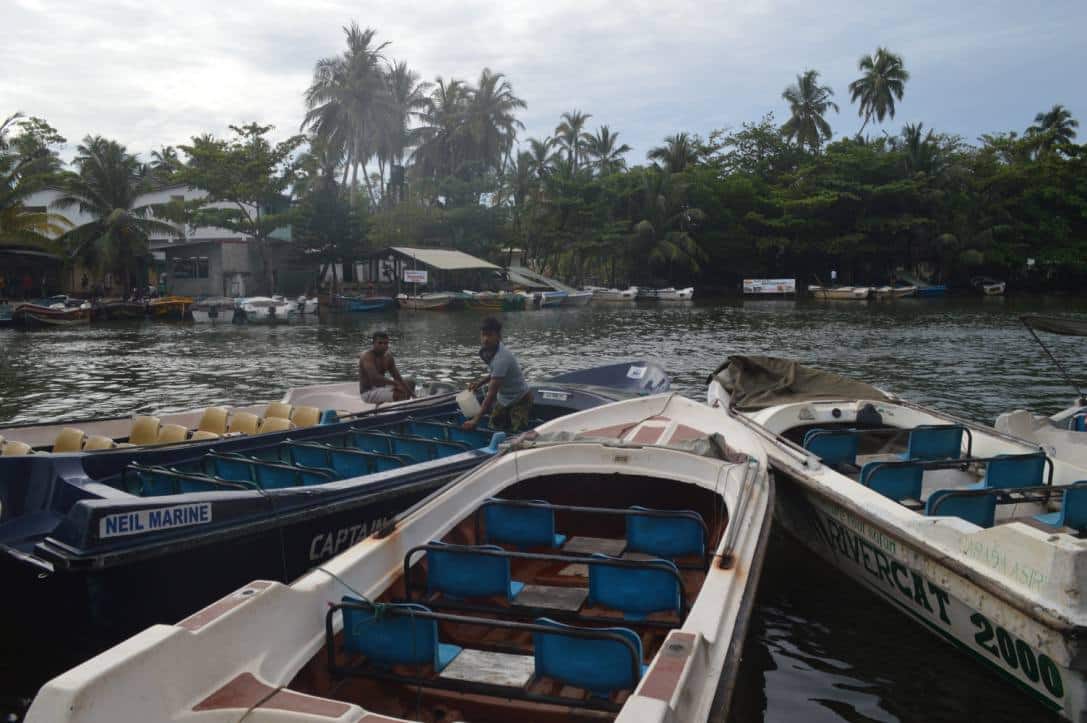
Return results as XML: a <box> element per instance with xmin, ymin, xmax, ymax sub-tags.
<box><xmin>959</xmin><ymin>539</ymin><xmax>1049</xmax><ymax>591</ymax></box>
<box><xmin>833</xmin><ymin>507</ymin><xmax>896</xmax><ymax>555</ymax></box>
<box><xmin>308</xmin><ymin>517</ymin><xmax>389</xmax><ymax>561</ymax></box>
<box><xmin>970</xmin><ymin>611</ymin><xmax>1065</xmax><ymax>701</ymax></box>
<box><xmin>99</xmin><ymin>503</ymin><xmax>212</xmax><ymax>539</ymax></box>
<box><xmin>539</xmin><ymin>390</ymin><xmax>569</xmax><ymax>401</ymax></box>
<box><xmin>822</xmin><ymin>514</ymin><xmax>951</xmax><ymax>625</ymax></box>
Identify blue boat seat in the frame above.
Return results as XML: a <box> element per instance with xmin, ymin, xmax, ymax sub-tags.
<box><xmin>285</xmin><ymin>442</ymin><xmax>331</xmax><ymax>470</ymax></box>
<box><xmin>208</xmin><ymin>452</ymin><xmax>256</xmax><ymax>483</ymax></box>
<box><xmin>341</xmin><ymin>598</ymin><xmax>462</xmax><ymax>672</ymax></box>
<box><xmin>860</xmin><ymin>462</ymin><xmax>924</xmax><ymax>503</ymax></box>
<box><xmin>803</xmin><ymin>429</ymin><xmax>859</xmax><ymax>468</ymax></box>
<box><xmin>349</xmin><ymin>431</ymin><xmax>396</xmax><ymax>456</ymax></box>
<box><xmin>626</xmin><ymin>506</ymin><xmax>705</xmax><ymax>558</ymax></box>
<box><xmin>925</xmin><ymin>489</ymin><xmax>997</xmax><ymax>528</ymax></box>
<box><xmin>900</xmin><ymin>425</ymin><xmax>965</xmax><ymax>461</ymax></box>
<box><xmin>587</xmin><ymin>554</ymin><xmax>681</xmax><ymax>621</ymax></box>
<box><xmin>1035</xmin><ymin>483</ymin><xmax>1087</xmax><ymax>533</ymax></box>
<box><xmin>532</xmin><ymin>617</ymin><xmax>645</xmax><ymax>696</ymax></box>
<box><xmin>406</xmin><ymin>420</ymin><xmax>495</xmax><ymax>448</ymax></box>
<box><xmin>1072</xmin><ymin>414</ymin><xmax>1087</xmax><ymax>432</ymax></box>
<box><xmin>482</xmin><ymin>499</ymin><xmax>567</xmax><ymax>548</ymax></box>
<box><xmin>970</xmin><ymin>453</ymin><xmax>1047</xmax><ymax>490</ymax></box>
<box><xmin>426</xmin><ymin>542</ymin><xmax>525</xmax><ymax>601</ymax></box>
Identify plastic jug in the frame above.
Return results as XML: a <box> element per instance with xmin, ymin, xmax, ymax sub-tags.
<box><xmin>456</xmin><ymin>389</ymin><xmax>482</xmax><ymax>418</ymax></box>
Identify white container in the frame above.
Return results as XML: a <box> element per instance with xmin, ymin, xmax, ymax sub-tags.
<box><xmin>456</xmin><ymin>389</ymin><xmax>481</xmax><ymax>418</ymax></box>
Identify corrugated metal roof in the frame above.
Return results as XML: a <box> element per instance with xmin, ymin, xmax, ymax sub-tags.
<box><xmin>390</xmin><ymin>247</ymin><xmax>500</xmax><ymax>271</ymax></box>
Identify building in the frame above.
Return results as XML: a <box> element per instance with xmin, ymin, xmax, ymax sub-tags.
<box><xmin>347</xmin><ymin>247</ymin><xmax>504</xmax><ymax>293</ymax></box>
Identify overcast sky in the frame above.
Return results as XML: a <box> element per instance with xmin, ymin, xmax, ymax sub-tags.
<box><xmin>3</xmin><ymin>0</ymin><xmax>1084</xmax><ymax>166</ymax></box>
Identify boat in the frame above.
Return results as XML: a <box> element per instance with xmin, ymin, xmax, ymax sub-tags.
<box><xmin>996</xmin><ymin>315</ymin><xmax>1087</xmax><ymax>469</ymax></box>
<box><xmin>2</xmin><ymin>363</ymin><xmax>670</xmax><ymax>710</ymax></box>
<box><xmin>398</xmin><ymin>292</ymin><xmax>456</xmax><ymax>310</ymax></box>
<box><xmin>656</xmin><ymin>286</ymin><xmax>694</xmax><ymax>301</ymax></box>
<box><xmin>587</xmin><ymin>285</ymin><xmax>638</xmax><ymax>302</ymax></box>
<box><xmin>147</xmin><ymin>295</ymin><xmax>193</xmax><ymax>320</ymax></box>
<box><xmin>807</xmin><ymin>285</ymin><xmax>871</xmax><ymax>300</ymax></box>
<box><xmin>462</xmin><ymin>290</ymin><xmax>527</xmax><ymax>311</ymax></box>
<box><xmin>539</xmin><ymin>289</ymin><xmax>568</xmax><ymax>307</ymax></box>
<box><xmin>94</xmin><ymin>299</ymin><xmax>147</xmax><ymax>320</ymax></box>
<box><xmin>0</xmin><ymin>302</ymin><xmax>12</xmax><ymax>328</ymax></box>
<box><xmin>24</xmin><ymin>392</ymin><xmax>772</xmax><ymax>723</ymax></box>
<box><xmin>242</xmin><ymin>296</ymin><xmax>293</xmax><ymax>322</ymax></box>
<box><xmin>872</xmin><ymin>284</ymin><xmax>917</xmax><ymax>300</ymax></box>
<box><xmin>560</xmin><ymin>289</ymin><xmax>593</xmax><ymax>306</ymax></box>
<box><xmin>191</xmin><ymin>297</ymin><xmax>237</xmax><ymax>323</ymax></box>
<box><xmin>271</xmin><ymin>295</ymin><xmax>301</xmax><ymax>315</ymax></box>
<box><xmin>972</xmin><ymin>276</ymin><xmax>1006</xmax><ymax>296</ymax></box>
<box><xmin>915</xmin><ymin>284</ymin><xmax>948</xmax><ymax>297</ymax></box>
<box><xmin>708</xmin><ymin>355</ymin><xmax>1087</xmax><ymax>721</ymax></box>
<box><xmin>297</xmin><ymin>296</ymin><xmax>319</xmax><ymax>314</ymax></box>
<box><xmin>10</xmin><ymin>299</ymin><xmax>92</xmax><ymax>327</ymax></box>
<box><xmin>334</xmin><ymin>294</ymin><xmax>397</xmax><ymax>312</ymax></box>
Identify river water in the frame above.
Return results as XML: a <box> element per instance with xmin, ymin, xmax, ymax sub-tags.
<box><xmin>1</xmin><ymin>295</ymin><xmax>1084</xmax><ymax>721</ymax></box>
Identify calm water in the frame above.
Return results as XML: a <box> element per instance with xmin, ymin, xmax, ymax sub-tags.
<box><xmin>2</xmin><ymin>295</ymin><xmax>1085</xmax><ymax>721</ymax></box>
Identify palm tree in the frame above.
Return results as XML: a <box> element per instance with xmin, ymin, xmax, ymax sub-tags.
<box><xmin>149</xmin><ymin>145</ymin><xmax>181</xmax><ymax>183</ymax></box>
<box><xmin>1028</xmin><ymin>104</ymin><xmax>1079</xmax><ymax>153</ymax></box>
<box><xmin>53</xmin><ymin>136</ymin><xmax>179</xmax><ymax>292</ymax></box>
<box><xmin>376</xmin><ymin>60</ymin><xmax>430</xmax><ymax>203</ymax></box>
<box><xmin>781</xmin><ymin>70</ymin><xmax>839</xmax><ymax>151</ymax></box>
<box><xmin>647</xmin><ymin>133</ymin><xmax>700</xmax><ymax>173</ymax></box>
<box><xmin>848</xmin><ymin>47</ymin><xmax>910</xmax><ymax>135</ymax></box>
<box><xmin>302</xmin><ymin>23</ymin><xmax>392</xmax><ymax>204</ymax></box>
<box><xmin>555</xmin><ymin>110</ymin><xmax>592</xmax><ymax>173</ymax></box>
<box><xmin>466</xmin><ymin>68</ymin><xmax>526</xmax><ymax>173</ymax></box>
<box><xmin>0</xmin><ymin>113</ymin><xmax>70</xmax><ymax>247</ymax></box>
<box><xmin>412</xmin><ymin>77</ymin><xmax>471</xmax><ymax>179</ymax></box>
<box><xmin>584</xmin><ymin>126</ymin><xmax>631</xmax><ymax>175</ymax></box>
<box><xmin>894</xmin><ymin>122</ymin><xmax>941</xmax><ymax>174</ymax></box>
<box><xmin>526</xmin><ymin>137</ymin><xmax>558</xmax><ymax>179</ymax></box>
<box><xmin>632</xmin><ymin>168</ymin><xmax>707</xmax><ymax>281</ymax></box>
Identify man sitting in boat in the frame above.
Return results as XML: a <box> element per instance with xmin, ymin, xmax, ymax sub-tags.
<box><xmin>358</xmin><ymin>331</ymin><xmax>414</xmax><ymax>403</ymax></box>
<box><xmin>464</xmin><ymin>316</ymin><xmax>533</xmax><ymax>432</ymax></box>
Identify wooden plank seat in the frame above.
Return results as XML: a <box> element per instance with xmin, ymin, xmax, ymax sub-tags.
<box><xmin>403</xmin><ymin>542</ymin><xmax>686</xmax><ymax>628</ymax></box>
<box><xmin>326</xmin><ymin>600</ymin><xmax>644</xmax><ymax>712</ymax></box>
<box><xmin>477</xmin><ymin>499</ymin><xmax>710</xmax><ymax>569</ymax></box>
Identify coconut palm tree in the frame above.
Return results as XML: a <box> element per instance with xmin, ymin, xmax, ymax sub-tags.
<box><xmin>1028</xmin><ymin>104</ymin><xmax>1079</xmax><ymax>153</ymax></box>
<box><xmin>375</xmin><ymin>60</ymin><xmax>430</xmax><ymax>203</ymax></box>
<box><xmin>149</xmin><ymin>145</ymin><xmax>181</xmax><ymax>183</ymax></box>
<box><xmin>466</xmin><ymin>68</ymin><xmax>526</xmax><ymax>173</ymax></box>
<box><xmin>302</xmin><ymin>23</ymin><xmax>392</xmax><ymax>203</ymax></box>
<box><xmin>0</xmin><ymin>113</ymin><xmax>70</xmax><ymax>247</ymax></box>
<box><xmin>780</xmin><ymin>70</ymin><xmax>839</xmax><ymax>151</ymax></box>
<box><xmin>632</xmin><ymin>168</ymin><xmax>707</xmax><ymax>281</ymax></box>
<box><xmin>647</xmin><ymin>133</ymin><xmax>700</xmax><ymax>173</ymax></box>
<box><xmin>53</xmin><ymin>136</ymin><xmax>179</xmax><ymax>292</ymax></box>
<box><xmin>584</xmin><ymin>126</ymin><xmax>631</xmax><ymax>175</ymax></box>
<box><xmin>848</xmin><ymin>47</ymin><xmax>910</xmax><ymax>135</ymax></box>
<box><xmin>555</xmin><ymin>110</ymin><xmax>592</xmax><ymax>173</ymax></box>
<box><xmin>526</xmin><ymin>137</ymin><xmax>558</xmax><ymax>179</ymax></box>
<box><xmin>412</xmin><ymin>77</ymin><xmax>471</xmax><ymax>180</ymax></box>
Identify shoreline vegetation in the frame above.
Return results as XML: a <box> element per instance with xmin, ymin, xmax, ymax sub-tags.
<box><xmin>1</xmin><ymin>25</ymin><xmax>1085</xmax><ymax>295</ymax></box>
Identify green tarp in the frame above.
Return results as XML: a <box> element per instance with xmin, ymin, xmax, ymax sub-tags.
<box><xmin>708</xmin><ymin>355</ymin><xmax>892</xmax><ymax>411</ymax></box>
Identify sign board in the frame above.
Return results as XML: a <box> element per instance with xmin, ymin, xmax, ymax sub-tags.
<box><xmin>403</xmin><ymin>269</ymin><xmax>428</xmax><ymax>284</ymax></box>
<box><xmin>743</xmin><ymin>278</ymin><xmax>796</xmax><ymax>295</ymax></box>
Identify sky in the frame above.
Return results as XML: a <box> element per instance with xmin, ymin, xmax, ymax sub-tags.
<box><xmin>3</xmin><ymin>0</ymin><xmax>1085</xmax><ymax>165</ymax></box>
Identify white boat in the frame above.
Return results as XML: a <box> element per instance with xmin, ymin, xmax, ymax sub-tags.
<box><xmin>972</xmin><ymin>276</ymin><xmax>1007</xmax><ymax>296</ymax></box>
<box><xmin>561</xmin><ymin>290</ymin><xmax>593</xmax><ymax>306</ymax></box>
<box><xmin>808</xmin><ymin>285</ymin><xmax>871</xmax><ymax>300</ymax></box>
<box><xmin>872</xmin><ymin>285</ymin><xmax>917</xmax><ymax>300</ymax></box>
<box><xmin>190</xmin><ymin>297</ymin><xmax>236</xmax><ymax>323</ymax></box>
<box><xmin>539</xmin><ymin>290</ymin><xmax>568</xmax><ymax>307</ymax></box>
<box><xmin>242</xmin><ymin>296</ymin><xmax>292</xmax><ymax>322</ymax></box>
<box><xmin>272</xmin><ymin>295</ymin><xmax>300</xmax><ymax>314</ymax></box>
<box><xmin>708</xmin><ymin>355</ymin><xmax>1087</xmax><ymax>722</ymax></box>
<box><xmin>656</xmin><ymin>287</ymin><xmax>694</xmax><ymax>301</ymax></box>
<box><xmin>25</xmin><ymin>393</ymin><xmax>773</xmax><ymax>723</ymax></box>
<box><xmin>297</xmin><ymin>296</ymin><xmax>319</xmax><ymax>314</ymax></box>
<box><xmin>587</xmin><ymin>285</ymin><xmax>638</xmax><ymax>302</ymax></box>
<box><xmin>397</xmin><ymin>292</ymin><xmax>456</xmax><ymax>310</ymax></box>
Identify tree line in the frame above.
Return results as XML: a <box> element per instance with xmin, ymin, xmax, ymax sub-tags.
<box><xmin>1</xmin><ymin>25</ymin><xmax>1084</xmax><ymax>293</ymax></box>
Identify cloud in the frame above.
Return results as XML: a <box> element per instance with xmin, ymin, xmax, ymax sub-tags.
<box><xmin>2</xmin><ymin>0</ymin><xmax>1083</xmax><ymax>164</ymax></box>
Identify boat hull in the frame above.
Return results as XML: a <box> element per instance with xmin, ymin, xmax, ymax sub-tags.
<box><xmin>11</xmin><ymin>304</ymin><xmax>91</xmax><ymax>327</ymax></box>
<box><xmin>398</xmin><ymin>293</ymin><xmax>454</xmax><ymax>311</ymax></box>
<box><xmin>808</xmin><ymin>286</ymin><xmax>871</xmax><ymax>301</ymax></box>
<box><xmin>191</xmin><ymin>307</ymin><xmax>236</xmax><ymax>323</ymax></box>
<box><xmin>147</xmin><ymin>297</ymin><xmax>193</xmax><ymax>320</ymax></box>
<box><xmin>771</xmin><ymin>472</ymin><xmax>1081</xmax><ymax>719</ymax></box>
<box><xmin>335</xmin><ymin>295</ymin><xmax>396</xmax><ymax>312</ymax></box>
<box><xmin>560</xmin><ymin>290</ymin><xmax>593</xmax><ymax>306</ymax></box>
<box><xmin>96</xmin><ymin>302</ymin><xmax>146</xmax><ymax>320</ymax></box>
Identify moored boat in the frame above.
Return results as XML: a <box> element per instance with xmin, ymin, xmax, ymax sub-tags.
<box><xmin>708</xmin><ymin>355</ymin><xmax>1087</xmax><ymax>721</ymax></box>
<box><xmin>10</xmin><ymin>300</ymin><xmax>92</xmax><ymax>327</ymax></box>
<box><xmin>398</xmin><ymin>292</ymin><xmax>456</xmax><ymax>310</ymax></box>
<box><xmin>0</xmin><ymin>301</ymin><xmax>12</xmax><ymax>327</ymax></box>
<box><xmin>915</xmin><ymin>283</ymin><xmax>948</xmax><ymax>297</ymax></box>
<box><xmin>656</xmin><ymin>286</ymin><xmax>694</xmax><ymax>301</ymax></box>
<box><xmin>297</xmin><ymin>295</ymin><xmax>319</xmax><ymax>314</ymax></box>
<box><xmin>807</xmin><ymin>284</ymin><xmax>871</xmax><ymax>300</ymax></box>
<box><xmin>561</xmin><ymin>289</ymin><xmax>593</xmax><ymax>306</ymax></box>
<box><xmin>334</xmin><ymin>294</ymin><xmax>397</xmax><ymax>312</ymax></box>
<box><xmin>539</xmin><ymin>289</ymin><xmax>568</xmax><ymax>307</ymax></box>
<box><xmin>24</xmin><ymin>392</ymin><xmax>772</xmax><ymax>723</ymax></box>
<box><xmin>972</xmin><ymin>276</ymin><xmax>1007</xmax><ymax>296</ymax></box>
<box><xmin>462</xmin><ymin>290</ymin><xmax>527</xmax><ymax>311</ymax></box>
<box><xmin>147</xmin><ymin>295</ymin><xmax>193</xmax><ymax>320</ymax></box>
<box><xmin>242</xmin><ymin>296</ymin><xmax>293</xmax><ymax>322</ymax></box>
<box><xmin>95</xmin><ymin>299</ymin><xmax>147</xmax><ymax>320</ymax></box>
<box><xmin>872</xmin><ymin>284</ymin><xmax>917</xmax><ymax>299</ymax></box>
<box><xmin>191</xmin><ymin>297</ymin><xmax>237</xmax><ymax>323</ymax></box>
<box><xmin>587</xmin><ymin>285</ymin><xmax>638</xmax><ymax>302</ymax></box>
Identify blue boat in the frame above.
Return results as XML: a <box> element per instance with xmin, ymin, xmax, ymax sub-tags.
<box><xmin>335</xmin><ymin>294</ymin><xmax>396</xmax><ymax>312</ymax></box>
<box><xmin>0</xmin><ymin>362</ymin><xmax>667</xmax><ymax>711</ymax></box>
<box><xmin>915</xmin><ymin>284</ymin><xmax>947</xmax><ymax>297</ymax></box>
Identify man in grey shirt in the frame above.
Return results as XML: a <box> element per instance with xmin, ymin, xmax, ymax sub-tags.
<box><xmin>463</xmin><ymin>316</ymin><xmax>533</xmax><ymax>432</ymax></box>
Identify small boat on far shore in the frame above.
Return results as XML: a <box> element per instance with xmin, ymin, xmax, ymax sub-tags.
<box><xmin>398</xmin><ymin>292</ymin><xmax>457</xmax><ymax>310</ymax></box>
<box><xmin>95</xmin><ymin>299</ymin><xmax>147</xmax><ymax>320</ymax></box>
<box><xmin>334</xmin><ymin>294</ymin><xmax>397</xmax><ymax>312</ymax></box>
<box><xmin>872</xmin><ymin>284</ymin><xmax>917</xmax><ymax>300</ymax></box>
<box><xmin>147</xmin><ymin>295</ymin><xmax>193</xmax><ymax>320</ymax></box>
<box><xmin>10</xmin><ymin>299</ymin><xmax>92</xmax><ymax>327</ymax></box>
<box><xmin>462</xmin><ymin>290</ymin><xmax>526</xmax><ymax>311</ymax></box>
<box><xmin>586</xmin><ymin>285</ymin><xmax>638</xmax><ymax>302</ymax></box>
<box><xmin>191</xmin><ymin>297</ymin><xmax>237</xmax><ymax>323</ymax></box>
<box><xmin>972</xmin><ymin>276</ymin><xmax>1006</xmax><ymax>296</ymax></box>
<box><xmin>808</xmin><ymin>285</ymin><xmax>871</xmax><ymax>300</ymax></box>
<box><xmin>242</xmin><ymin>296</ymin><xmax>293</xmax><ymax>322</ymax></box>
<box><xmin>561</xmin><ymin>289</ymin><xmax>593</xmax><ymax>306</ymax></box>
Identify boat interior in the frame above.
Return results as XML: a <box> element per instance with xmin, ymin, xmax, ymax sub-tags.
<box><xmin>0</xmin><ymin>402</ymin><xmax>328</xmax><ymax>456</ymax></box>
<box><xmin>784</xmin><ymin>405</ymin><xmax>1085</xmax><ymax>536</ymax></box>
<box><xmin>283</xmin><ymin>472</ymin><xmax>729</xmax><ymax>722</ymax></box>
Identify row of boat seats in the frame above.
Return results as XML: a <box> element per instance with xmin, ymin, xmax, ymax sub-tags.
<box><xmin>337</xmin><ymin>599</ymin><xmax>646</xmax><ymax>701</ymax></box>
<box><xmin>128</xmin><ymin>457</ymin><xmax>335</xmax><ymax>496</ymax></box>
<box><xmin>1071</xmin><ymin>413</ymin><xmax>1087</xmax><ymax>432</ymax></box>
<box><xmin>418</xmin><ymin>542</ymin><xmax>685</xmax><ymax>621</ymax></box>
<box><xmin>803</xmin><ymin>424</ymin><xmax>970</xmax><ymax>469</ymax></box>
<box><xmin>922</xmin><ymin>477</ymin><xmax>1086</xmax><ymax>531</ymax></box>
<box><xmin>480</xmin><ymin>499</ymin><xmax>708</xmax><ymax>562</ymax></box>
<box><xmin>860</xmin><ymin>452</ymin><xmax>1049</xmax><ymax>505</ymax></box>
<box><xmin>0</xmin><ymin>435</ymin><xmax>33</xmax><ymax>456</ymax></box>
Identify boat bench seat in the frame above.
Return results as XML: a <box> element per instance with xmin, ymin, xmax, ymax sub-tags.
<box><xmin>204</xmin><ymin>452</ymin><xmax>334</xmax><ymax>489</ymax></box>
<box><xmin>899</xmin><ymin>424</ymin><xmax>971</xmax><ymax>461</ymax></box>
<box><xmin>125</xmin><ymin>463</ymin><xmax>257</xmax><ymax>497</ymax></box>
<box><xmin>968</xmin><ymin>452</ymin><xmax>1049</xmax><ymax>490</ymax></box>
<box><xmin>285</xmin><ymin>442</ymin><xmax>406</xmax><ymax>478</ymax></box>
<box><xmin>802</xmin><ymin>428</ymin><xmax>860</xmax><ymax>469</ymax></box>
<box><xmin>331</xmin><ymin>599</ymin><xmax>645</xmax><ymax>706</ymax></box>
<box><xmin>128</xmin><ymin>415</ymin><xmax>161</xmax><ymax>446</ymax></box>
<box><xmin>1072</xmin><ymin>414</ymin><xmax>1087</xmax><ymax>432</ymax></box>
<box><xmin>348</xmin><ymin>430</ymin><xmax>470</xmax><ymax>463</ymax></box>
<box><xmin>1034</xmin><ymin>482</ymin><xmax>1087</xmax><ymax>534</ymax></box>
<box><xmin>399</xmin><ymin>420</ymin><xmax>495</xmax><ymax>448</ymax></box>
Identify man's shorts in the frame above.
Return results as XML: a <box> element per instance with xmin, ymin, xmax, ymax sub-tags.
<box><xmin>491</xmin><ymin>392</ymin><xmax>533</xmax><ymax>432</ymax></box>
<box><xmin>361</xmin><ymin>387</ymin><xmax>395</xmax><ymax>404</ymax></box>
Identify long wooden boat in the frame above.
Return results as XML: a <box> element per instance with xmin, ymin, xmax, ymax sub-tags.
<box><xmin>561</xmin><ymin>290</ymin><xmax>593</xmax><ymax>306</ymax></box>
<box><xmin>872</xmin><ymin>284</ymin><xmax>917</xmax><ymax>299</ymax></box>
<box><xmin>807</xmin><ymin>285</ymin><xmax>871</xmax><ymax>300</ymax></box>
<box><xmin>147</xmin><ymin>295</ymin><xmax>193</xmax><ymax>320</ymax></box>
<box><xmin>587</xmin><ymin>286</ymin><xmax>638</xmax><ymax>302</ymax></box>
<box><xmin>333</xmin><ymin>294</ymin><xmax>396</xmax><ymax>312</ymax></box>
<box><xmin>10</xmin><ymin>301</ymin><xmax>92</xmax><ymax>327</ymax></box>
<box><xmin>191</xmin><ymin>297</ymin><xmax>237</xmax><ymax>323</ymax></box>
<box><xmin>709</xmin><ymin>355</ymin><xmax>1087</xmax><ymax>721</ymax></box>
<box><xmin>462</xmin><ymin>290</ymin><xmax>526</xmax><ymax>311</ymax></box>
<box><xmin>93</xmin><ymin>299</ymin><xmax>147</xmax><ymax>320</ymax></box>
<box><xmin>398</xmin><ymin>292</ymin><xmax>456</xmax><ymax>310</ymax></box>
<box><xmin>25</xmin><ymin>393</ymin><xmax>772</xmax><ymax>723</ymax></box>
<box><xmin>972</xmin><ymin>276</ymin><xmax>1006</xmax><ymax>296</ymax></box>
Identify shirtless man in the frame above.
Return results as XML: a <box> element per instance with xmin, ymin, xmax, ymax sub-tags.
<box><xmin>358</xmin><ymin>332</ymin><xmax>414</xmax><ymax>403</ymax></box>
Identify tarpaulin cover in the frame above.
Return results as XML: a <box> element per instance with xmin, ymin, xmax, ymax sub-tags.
<box><xmin>708</xmin><ymin>355</ymin><xmax>892</xmax><ymax>411</ymax></box>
